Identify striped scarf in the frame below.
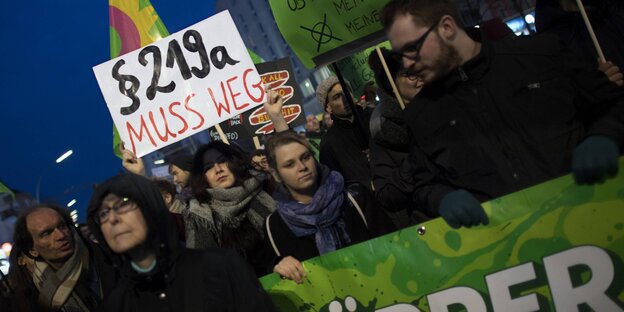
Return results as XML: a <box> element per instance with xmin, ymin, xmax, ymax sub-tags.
<box><xmin>19</xmin><ymin>231</ymin><xmax>96</xmax><ymax>311</ymax></box>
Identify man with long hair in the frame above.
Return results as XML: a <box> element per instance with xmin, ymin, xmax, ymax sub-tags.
<box><xmin>7</xmin><ymin>204</ymin><xmax>116</xmax><ymax>311</ymax></box>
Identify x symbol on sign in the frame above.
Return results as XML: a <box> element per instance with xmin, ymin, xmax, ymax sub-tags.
<box><xmin>300</xmin><ymin>14</ymin><xmax>342</xmax><ymax>52</ymax></box>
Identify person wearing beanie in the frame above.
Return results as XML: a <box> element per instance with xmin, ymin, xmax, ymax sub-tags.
<box><xmin>307</xmin><ymin>76</ymin><xmax>373</xmax><ymax>189</ymax></box>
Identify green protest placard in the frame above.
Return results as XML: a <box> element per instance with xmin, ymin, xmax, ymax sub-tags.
<box><xmin>336</xmin><ymin>41</ymin><xmax>391</xmax><ymax>98</ymax></box>
<box><xmin>268</xmin><ymin>0</ymin><xmax>390</xmax><ymax>68</ymax></box>
<box><xmin>261</xmin><ymin>158</ymin><xmax>624</xmax><ymax>311</ymax></box>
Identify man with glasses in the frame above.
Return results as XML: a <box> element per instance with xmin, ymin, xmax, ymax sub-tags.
<box><xmin>380</xmin><ymin>0</ymin><xmax>624</xmax><ymax>229</ymax></box>
<box><xmin>8</xmin><ymin>204</ymin><xmax>116</xmax><ymax>311</ymax></box>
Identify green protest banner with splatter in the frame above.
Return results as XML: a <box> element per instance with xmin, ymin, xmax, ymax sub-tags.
<box><xmin>268</xmin><ymin>0</ymin><xmax>390</xmax><ymax>68</ymax></box>
<box><xmin>260</xmin><ymin>157</ymin><xmax>624</xmax><ymax>311</ymax></box>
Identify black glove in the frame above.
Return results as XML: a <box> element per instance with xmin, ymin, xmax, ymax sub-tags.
<box><xmin>439</xmin><ymin>190</ymin><xmax>489</xmax><ymax>229</ymax></box>
<box><xmin>572</xmin><ymin>135</ymin><xmax>619</xmax><ymax>185</ymax></box>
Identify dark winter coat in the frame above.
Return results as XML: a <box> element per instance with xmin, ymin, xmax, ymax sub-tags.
<box><xmin>403</xmin><ymin>32</ymin><xmax>624</xmax><ymax>213</ymax></box>
<box><xmin>87</xmin><ymin>174</ymin><xmax>275</xmax><ymax>312</ymax></box>
<box><xmin>319</xmin><ymin>114</ymin><xmax>372</xmax><ymax>189</ymax></box>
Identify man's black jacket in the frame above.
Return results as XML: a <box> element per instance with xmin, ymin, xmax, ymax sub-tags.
<box><xmin>403</xmin><ymin>33</ymin><xmax>624</xmax><ymax>215</ymax></box>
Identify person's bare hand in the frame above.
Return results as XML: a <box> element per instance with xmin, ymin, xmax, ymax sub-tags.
<box><xmin>273</xmin><ymin>256</ymin><xmax>306</xmax><ymax>284</ymax></box>
<box><xmin>121</xmin><ymin>142</ymin><xmax>146</xmax><ymax>176</ymax></box>
<box><xmin>598</xmin><ymin>60</ymin><xmax>623</xmax><ymax>87</ymax></box>
<box><xmin>264</xmin><ymin>87</ymin><xmax>289</xmax><ymax>132</ymax></box>
<box><xmin>264</xmin><ymin>88</ymin><xmax>284</xmax><ymax>119</ymax></box>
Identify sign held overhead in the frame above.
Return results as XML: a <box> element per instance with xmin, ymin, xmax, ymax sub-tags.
<box><xmin>94</xmin><ymin>10</ymin><xmax>264</xmax><ymax>157</ymax></box>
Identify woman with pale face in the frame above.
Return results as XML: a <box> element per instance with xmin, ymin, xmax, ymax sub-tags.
<box><xmin>366</xmin><ymin>47</ymin><xmax>434</xmax><ymax>228</ymax></box>
<box><xmin>185</xmin><ymin>141</ymin><xmax>277</xmax><ymax>276</ymax></box>
<box><xmin>263</xmin><ymin>131</ymin><xmax>390</xmax><ymax>283</ymax></box>
<box><xmin>87</xmin><ymin>174</ymin><xmax>275</xmax><ymax>311</ymax></box>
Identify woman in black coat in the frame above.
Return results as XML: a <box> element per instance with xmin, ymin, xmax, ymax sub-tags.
<box><xmin>185</xmin><ymin>141</ymin><xmax>277</xmax><ymax>276</ymax></box>
<box><xmin>87</xmin><ymin>173</ymin><xmax>275</xmax><ymax>311</ymax></box>
<box><xmin>263</xmin><ymin>131</ymin><xmax>393</xmax><ymax>283</ymax></box>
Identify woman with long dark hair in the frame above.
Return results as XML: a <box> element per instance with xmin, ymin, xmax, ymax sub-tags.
<box><xmin>185</xmin><ymin>141</ymin><xmax>276</xmax><ymax>276</ymax></box>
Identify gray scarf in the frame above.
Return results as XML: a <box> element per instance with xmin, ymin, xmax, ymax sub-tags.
<box><xmin>185</xmin><ymin>177</ymin><xmax>276</xmax><ymax>249</ymax></box>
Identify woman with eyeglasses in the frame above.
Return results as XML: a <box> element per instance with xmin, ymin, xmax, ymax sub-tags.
<box><xmin>366</xmin><ymin>48</ymin><xmax>434</xmax><ymax>228</ymax></box>
<box><xmin>185</xmin><ymin>141</ymin><xmax>277</xmax><ymax>276</ymax></box>
<box><xmin>87</xmin><ymin>173</ymin><xmax>275</xmax><ymax>311</ymax></box>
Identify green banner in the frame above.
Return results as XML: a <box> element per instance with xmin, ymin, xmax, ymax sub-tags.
<box><xmin>261</xmin><ymin>158</ymin><xmax>624</xmax><ymax>311</ymax></box>
<box><xmin>335</xmin><ymin>41</ymin><xmax>391</xmax><ymax>98</ymax></box>
<box><xmin>269</xmin><ymin>0</ymin><xmax>390</xmax><ymax>68</ymax></box>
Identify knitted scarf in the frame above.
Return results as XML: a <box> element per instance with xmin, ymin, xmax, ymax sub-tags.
<box><xmin>186</xmin><ymin>176</ymin><xmax>275</xmax><ymax>248</ymax></box>
<box><xmin>277</xmin><ymin>170</ymin><xmax>351</xmax><ymax>254</ymax></box>
<box><xmin>18</xmin><ymin>231</ymin><xmax>96</xmax><ymax>311</ymax></box>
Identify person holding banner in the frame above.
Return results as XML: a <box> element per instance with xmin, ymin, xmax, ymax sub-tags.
<box><xmin>367</xmin><ymin>48</ymin><xmax>432</xmax><ymax>227</ymax></box>
<box><xmin>381</xmin><ymin>0</ymin><xmax>624</xmax><ymax>229</ymax></box>
<box><xmin>185</xmin><ymin>141</ymin><xmax>277</xmax><ymax>276</ymax></box>
<box><xmin>87</xmin><ymin>174</ymin><xmax>275</xmax><ymax>311</ymax></box>
<box><xmin>262</xmin><ymin>131</ymin><xmax>392</xmax><ymax>283</ymax></box>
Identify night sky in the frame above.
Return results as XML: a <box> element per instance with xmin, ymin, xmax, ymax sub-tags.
<box><xmin>0</xmin><ymin>0</ymin><xmax>217</xmax><ymax>222</ymax></box>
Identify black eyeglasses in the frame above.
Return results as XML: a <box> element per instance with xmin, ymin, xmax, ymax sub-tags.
<box><xmin>96</xmin><ymin>197</ymin><xmax>138</xmax><ymax>225</ymax></box>
<box><xmin>391</xmin><ymin>19</ymin><xmax>440</xmax><ymax>63</ymax></box>
<box><xmin>398</xmin><ymin>70</ymin><xmax>420</xmax><ymax>81</ymax></box>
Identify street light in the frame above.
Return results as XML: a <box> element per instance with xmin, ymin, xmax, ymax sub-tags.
<box><xmin>36</xmin><ymin>149</ymin><xmax>73</xmax><ymax>202</ymax></box>
<box><xmin>56</xmin><ymin>150</ymin><xmax>73</xmax><ymax>164</ymax></box>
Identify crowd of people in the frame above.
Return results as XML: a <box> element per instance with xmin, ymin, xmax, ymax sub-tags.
<box><xmin>2</xmin><ymin>0</ymin><xmax>623</xmax><ymax>310</ymax></box>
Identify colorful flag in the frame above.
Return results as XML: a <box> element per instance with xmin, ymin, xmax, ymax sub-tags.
<box><xmin>108</xmin><ymin>0</ymin><xmax>170</xmax><ymax>158</ymax></box>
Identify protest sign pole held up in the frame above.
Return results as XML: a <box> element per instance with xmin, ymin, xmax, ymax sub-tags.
<box><xmin>214</xmin><ymin>124</ymin><xmax>230</xmax><ymax>145</ymax></box>
<box><xmin>253</xmin><ymin>136</ymin><xmax>261</xmax><ymax>149</ymax></box>
<box><xmin>375</xmin><ymin>46</ymin><xmax>405</xmax><ymax>110</ymax></box>
<box><xmin>331</xmin><ymin>63</ymin><xmax>370</xmax><ymax>142</ymax></box>
<box><xmin>575</xmin><ymin>0</ymin><xmax>606</xmax><ymax>63</ymax></box>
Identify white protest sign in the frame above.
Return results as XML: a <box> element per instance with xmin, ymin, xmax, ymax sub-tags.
<box><xmin>94</xmin><ymin>10</ymin><xmax>264</xmax><ymax>157</ymax></box>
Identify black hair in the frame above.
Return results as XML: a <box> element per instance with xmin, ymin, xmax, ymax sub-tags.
<box><xmin>12</xmin><ymin>204</ymin><xmax>74</xmax><ymax>259</ymax></box>
<box><xmin>368</xmin><ymin>47</ymin><xmax>403</xmax><ymax>95</ymax></box>
<box><xmin>153</xmin><ymin>178</ymin><xmax>177</xmax><ymax>197</ymax></box>
<box><xmin>191</xmin><ymin>141</ymin><xmax>253</xmax><ymax>203</ymax></box>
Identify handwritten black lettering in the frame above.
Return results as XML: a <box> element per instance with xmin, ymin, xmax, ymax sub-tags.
<box><xmin>166</xmin><ymin>40</ymin><xmax>193</xmax><ymax>79</ymax></box>
<box><xmin>139</xmin><ymin>46</ymin><xmax>175</xmax><ymax>100</ymax></box>
<box><xmin>183</xmin><ymin>30</ymin><xmax>211</xmax><ymax>78</ymax></box>
<box><xmin>287</xmin><ymin>0</ymin><xmax>305</xmax><ymax>11</ymax></box>
<box><xmin>345</xmin><ymin>9</ymin><xmax>379</xmax><ymax>34</ymax></box>
<box><xmin>333</xmin><ymin>0</ymin><xmax>365</xmax><ymax>15</ymax></box>
<box><xmin>210</xmin><ymin>46</ymin><xmax>240</xmax><ymax>69</ymax></box>
<box><xmin>112</xmin><ymin>59</ymin><xmax>141</xmax><ymax>115</ymax></box>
